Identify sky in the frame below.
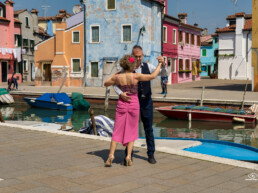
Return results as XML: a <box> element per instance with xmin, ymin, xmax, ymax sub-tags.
<box><xmin>7</xmin><ymin>0</ymin><xmax>253</xmax><ymax>34</ymax></box>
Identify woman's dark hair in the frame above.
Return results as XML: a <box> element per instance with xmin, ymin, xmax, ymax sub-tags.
<box><xmin>120</xmin><ymin>55</ymin><xmax>136</xmax><ymax>71</ymax></box>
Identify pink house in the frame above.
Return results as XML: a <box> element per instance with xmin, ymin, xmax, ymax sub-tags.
<box><xmin>163</xmin><ymin>14</ymin><xmax>180</xmax><ymax>84</ymax></box>
<box><xmin>177</xmin><ymin>13</ymin><xmax>202</xmax><ymax>83</ymax></box>
<box><xmin>0</xmin><ymin>0</ymin><xmax>22</xmax><ymax>85</ymax></box>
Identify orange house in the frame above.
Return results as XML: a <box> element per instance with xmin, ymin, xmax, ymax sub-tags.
<box><xmin>34</xmin><ymin>20</ymin><xmax>83</xmax><ymax>87</ymax></box>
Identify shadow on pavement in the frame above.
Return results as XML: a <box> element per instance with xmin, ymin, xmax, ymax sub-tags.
<box><xmin>86</xmin><ymin>149</ymin><xmax>147</xmax><ymax>164</ymax></box>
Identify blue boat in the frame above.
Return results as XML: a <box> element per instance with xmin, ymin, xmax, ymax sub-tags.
<box><xmin>152</xmin><ymin>137</ymin><xmax>258</xmax><ymax>163</ymax></box>
<box><xmin>24</xmin><ymin>93</ymin><xmax>73</xmax><ymax>111</ymax></box>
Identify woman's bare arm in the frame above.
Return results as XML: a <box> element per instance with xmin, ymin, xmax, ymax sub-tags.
<box><xmin>104</xmin><ymin>74</ymin><xmax>116</xmax><ymax>87</ymax></box>
<box><xmin>135</xmin><ymin>63</ymin><xmax>162</xmax><ymax>82</ymax></box>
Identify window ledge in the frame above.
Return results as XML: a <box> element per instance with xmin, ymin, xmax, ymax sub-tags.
<box><xmin>121</xmin><ymin>41</ymin><xmax>132</xmax><ymax>44</ymax></box>
<box><xmin>72</xmin><ymin>42</ymin><xmax>80</xmax><ymax>44</ymax></box>
<box><xmin>90</xmin><ymin>42</ymin><xmax>100</xmax><ymax>44</ymax></box>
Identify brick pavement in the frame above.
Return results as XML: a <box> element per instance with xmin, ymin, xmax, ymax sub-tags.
<box><xmin>0</xmin><ymin>126</ymin><xmax>258</xmax><ymax>193</ymax></box>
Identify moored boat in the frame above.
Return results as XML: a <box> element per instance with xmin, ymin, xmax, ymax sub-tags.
<box><xmin>24</xmin><ymin>93</ymin><xmax>73</xmax><ymax>111</ymax></box>
<box><xmin>0</xmin><ymin>88</ymin><xmax>14</xmax><ymax>104</ymax></box>
<box><xmin>155</xmin><ymin>105</ymin><xmax>256</xmax><ymax>124</ymax></box>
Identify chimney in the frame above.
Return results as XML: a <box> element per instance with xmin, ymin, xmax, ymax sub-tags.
<box><xmin>31</xmin><ymin>9</ymin><xmax>39</xmax><ymax>15</ymax></box>
<box><xmin>203</xmin><ymin>28</ymin><xmax>208</xmax><ymax>35</ymax></box>
<box><xmin>194</xmin><ymin>23</ymin><xmax>198</xmax><ymax>27</ymax></box>
<box><xmin>178</xmin><ymin>13</ymin><xmax>187</xmax><ymax>24</ymax></box>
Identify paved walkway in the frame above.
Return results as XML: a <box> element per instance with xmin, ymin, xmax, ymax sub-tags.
<box><xmin>0</xmin><ymin>126</ymin><xmax>258</xmax><ymax>193</ymax></box>
<box><xmin>1</xmin><ymin>79</ymin><xmax>258</xmax><ymax>105</ymax></box>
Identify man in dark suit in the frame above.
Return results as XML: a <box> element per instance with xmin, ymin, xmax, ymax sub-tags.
<box><xmin>115</xmin><ymin>45</ymin><xmax>164</xmax><ymax>164</ymax></box>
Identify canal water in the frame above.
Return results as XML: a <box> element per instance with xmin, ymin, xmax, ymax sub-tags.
<box><xmin>1</xmin><ymin>101</ymin><xmax>258</xmax><ymax>148</ymax></box>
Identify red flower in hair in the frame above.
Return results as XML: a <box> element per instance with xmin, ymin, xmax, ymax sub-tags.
<box><xmin>129</xmin><ymin>57</ymin><xmax>135</xmax><ymax>63</ymax></box>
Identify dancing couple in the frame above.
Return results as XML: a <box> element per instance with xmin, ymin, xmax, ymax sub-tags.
<box><xmin>104</xmin><ymin>45</ymin><xmax>165</xmax><ymax>166</ymax></box>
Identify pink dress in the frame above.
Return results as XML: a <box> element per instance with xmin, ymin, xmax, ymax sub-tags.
<box><xmin>112</xmin><ymin>74</ymin><xmax>139</xmax><ymax>146</ymax></box>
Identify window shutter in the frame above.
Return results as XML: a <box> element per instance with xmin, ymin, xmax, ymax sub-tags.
<box><xmin>91</xmin><ymin>62</ymin><xmax>98</xmax><ymax>77</ymax></box>
<box><xmin>92</xmin><ymin>27</ymin><xmax>99</xmax><ymax>42</ymax></box>
<box><xmin>73</xmin><ymin>59</ymin><xmax>80</xmax><ymax>72</ymax></box>
<box><xmin>108</xmin><ymin>0</ymin><xmax>115</xmax><ymax>9</ymax></box>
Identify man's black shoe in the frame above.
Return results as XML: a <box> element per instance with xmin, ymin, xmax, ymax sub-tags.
<box><xmin>148</xmin><ymin>155</ymin><xmax>156</xmax><ymax>164</ymax></box>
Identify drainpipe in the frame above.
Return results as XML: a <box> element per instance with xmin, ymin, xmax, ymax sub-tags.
<box><xmin>246</xmin><ymin>30</ymin><xmax>251</xmax><ymax>78</ymax></box>
<box><xmin>161</xmin><ymin>4</ymin><xmax>164</xmax><ymax>56</ymax></box>
<box><xmin>80</xmin><ymin>0</ymin><xmax>87</xmax><ymax>86</ymax></box>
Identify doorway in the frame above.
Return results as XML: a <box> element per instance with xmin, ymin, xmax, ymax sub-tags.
<box><xmin>43</xmin><ymin>63</ymin><xmax>51</xmax><ymax>81</ymax></box>
<box><xmin>103</xmin><ymin>61</ymin><xmax>117</xmax><ymax>85</ymax></box>
<box><xmin>1</xmin><ymin>61</ymin><xmax>8</xmax><ymax>82</ymax></box>
<box><xmin>167</xmin><ymin>58</ymin><xmax>172</xmax><ymax>85</ymax></box>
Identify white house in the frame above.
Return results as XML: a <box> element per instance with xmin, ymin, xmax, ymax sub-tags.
<box><xmin>216</xmin><ymin>13</ymin><xmax>252</xmax><ymax>80</ymax></box>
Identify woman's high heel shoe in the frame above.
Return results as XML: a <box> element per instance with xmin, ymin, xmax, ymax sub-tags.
<box><xmin>105</xmin><ymin>155</ymin><xmax>114</xmax><ymax>167</ymax></box>
<box><xmin>125</xmin><ymin>157</ymin><xmax>133</xmax><ymax>166</ymax></box>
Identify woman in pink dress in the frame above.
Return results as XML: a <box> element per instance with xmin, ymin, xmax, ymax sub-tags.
<box><xmin>104</xmin><ymin>55</ymin><xmax>162</xmax><ymax>166</ymax></box>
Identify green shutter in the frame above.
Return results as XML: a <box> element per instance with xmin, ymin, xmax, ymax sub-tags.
<box><xmin>91</xmin><ymin>62</ymin><xmax>98</xmax><ymax>77</ymax></box>
<box><xmin>108</xmin><ymin>0</ymin><xmax>115</xmax><ymax>9</ymax></box>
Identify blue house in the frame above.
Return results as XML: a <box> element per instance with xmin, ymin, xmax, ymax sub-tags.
<box><xmin>82</xmin><ymin>0</ymin><xmax>163</xmax><ymax>87</ymax></box>
<box><xmin>200</xmin><ymin>34</ymin><xmax>218</xmax><ymax>77</ymax></box>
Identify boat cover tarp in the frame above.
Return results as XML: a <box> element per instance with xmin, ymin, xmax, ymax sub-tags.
<box><xmin>71</xmin><ymin>92</ymin><xmax>90</xmax><ymax>111</ymax></box>
<box><xmin>53</xmin><ymin>93</ymin><xmax>71</xmax><ymax>104</ymax></box>
<box><xmin>172</xmin><ymin>105</ymin><xmax>246</xmax><ymax>115</ymax></box>
<box><xmin>36</xmin><ymin>93</ymin><xmax>71</xmax><ymax>104</ymax></box>
<box><xmin>0</xmin><ymin>88</ymin><xmax>9</xmax><ymax>95</ymax></box>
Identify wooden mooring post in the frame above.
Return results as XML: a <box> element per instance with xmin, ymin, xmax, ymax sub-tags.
<box><xmin>104</xmin><ymin>87</ymin><xmax>110</xmax><ymax>112</ymax></box>
<box><xmin>241</xmin><ymin>79</ymin><xmax>249</xmax><ymax>110</ymax></box>
<box><xmin>0</xmin><ymin>111</ymin><xmax>5</xmax><ymax>123</ymax></box>
<box><xmin>200</xmin><ymin>86</ymin><xmax>205</xmax><ymax>106</ymax></box>
<box><xmin>90</xmin><ymin>109</ymin><xmax>97</xmax><ymax>135</ymax></box>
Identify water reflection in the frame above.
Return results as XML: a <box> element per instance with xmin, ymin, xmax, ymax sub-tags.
<box><xmin>1</xmin><ymin>103</ymin><xmax>258</xmax><ymax>148</ymax></box>
<box><xmin>153</xmin><ymin>118</ymin><xmax>258</xmax><ymax>148</ymax></box>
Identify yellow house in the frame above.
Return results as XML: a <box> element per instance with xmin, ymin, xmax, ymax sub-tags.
<box><xmin>253</xmin><ymin>0</ymin><xmax>258</xmax><ymax>91</ymax></box>
<box><xmin>34</xmin><ymin>20</ymin><xmax>83</xmax><ymax>87</ymax></box>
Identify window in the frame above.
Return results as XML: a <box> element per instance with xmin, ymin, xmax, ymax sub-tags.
<box><xmin>91</xmin><ymin>26</ymin><xmax>100</xmax><ymax>43</ymax></box>
<box><xmin>173</xmin><ymin>29</ymin><xmax>176</xmax><ymax>44</ymax></box>
<box><xmin>122</xmin><ymin>25</ymin><xmax>131</xmax><ymax>42</ymax></box>
<box><xmin>72</xmin><ymin>31</ymin><xmax>80</xmax><ymax>43</ymax></box>
<box><xmin>185</xmin><ymin>32</ymin><xmax>189</xmax><ymax>44</ymax></box>
<box><xmin>25</xmin><ymin>17</ymin><xmax>29</xmax><ymax>27</ymax></box>
<box><xmin>172</xmin><ymin>59</ymin><xmax>177</xmax><ymax>73</ymax></box>
<box><xmin>0</xmin><ymin>7</ymin><xmax>3</xmax><ymax>17</ymax></box>
<box><xmin>30</xmin><ymin>40</ymin><xmax>35</xmax><ymax>50</ymax></box>
<box><xmin>72</xmin><ymin>59</ymin><xmax>81</xmax><ymax>72</ymax></box>
<box><xmin>23</xmin><ymin>60</ymin><xmax>28</xmax><ymax>71</ymax></box>
<box><xmin>197</xmin><ymin>36</ymin><xmax>201</xmax><ymax>46</ymax></box>
<box><xmin>15</xmin><ymin>34</ymin><xmax>22</xmax><ymax>47</ymax></box>
<box><xmin>178</xmin><ymin>31</ymin><xmax>183</xmax><ymax>43</ymax></box>
<box><xmin>163</xmin><ymin>26</ymin><xmax>167</xmax><ymax>43</ymax></box>
<box><xmin>91</xmin><ymin>62</ymin><xmax>98</xmax><ymax>77</ymax></box>
<box><xmin>191</xmin><ymin>34</ymin><xmax>195</xmax><ymax>45</ymax></box>
<box><xmin>202</xmin><ymin>49</ymin><xmax>207</xmax><ymax>57</ymax></box>
<box><xmin>179</xmin><ymin>59</ymin><xmax>183</xmax><ymax>70</ymax></box>
<box><xmin>186</xmin><ymin>59</ymin><xmax>190</xmax><ymax>70</ymax></box>
<box><xmin>107</xmin><ymin>0</ymin><xmax>116</xmax><ymax>10</ymax></box>
<box><xmin>23</xmin><ymin>39</ymin><xmax>29</xmax><ymax>47</ymax></box>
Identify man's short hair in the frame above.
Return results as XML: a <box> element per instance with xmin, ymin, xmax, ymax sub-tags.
<box><xmin>132</xmin><ymin>45</ymin><xmax>143</xmax><ymax>51</ymax></box>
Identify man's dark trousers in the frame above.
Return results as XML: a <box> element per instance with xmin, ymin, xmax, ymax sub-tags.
<box><xmin>140</xmin><ymin>97</ymin><xmax>155</xmax><ymax>156</ymax></box>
